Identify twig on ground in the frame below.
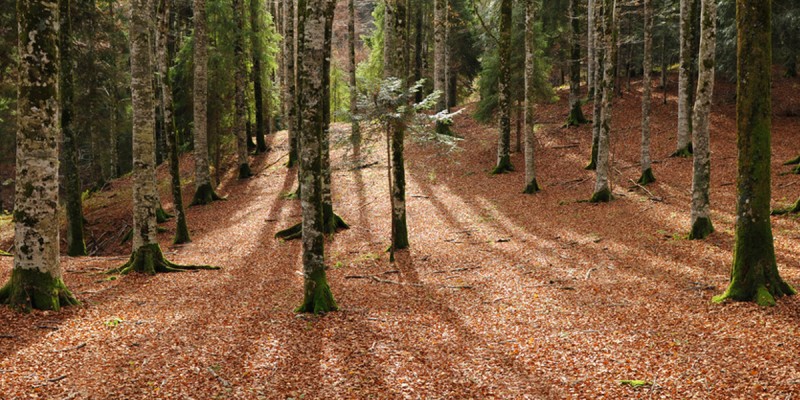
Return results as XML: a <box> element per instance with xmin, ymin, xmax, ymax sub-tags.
<box><xmin>52</xmin><ymin>343</ymin><xmax>86</xmax><ymax>353</ymax></box>
<box><xmin>551</xmin><ymin>144</ymin><xmax>579</xmax><ymax>150</ymax></box>
<box><xmin>207</xmin><ymin>367</ymin><xmax>231</xmax><ymax>387</ymax></box>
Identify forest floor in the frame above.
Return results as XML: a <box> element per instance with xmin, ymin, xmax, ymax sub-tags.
<box><xmin>2</xmin><ymin>72</ymin><xmax>800</xmax><ymax>399</ymax></box>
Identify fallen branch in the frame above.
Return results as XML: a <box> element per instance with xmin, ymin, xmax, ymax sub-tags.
<box><xmin>0</xmin><ymin>334</ymin><xmax>16</xmax><ymax>339</ymax></box>
<box><xmin>585</xmin><ymin>267</ymin><xmax>598</xmax><ymax>280</ymax></box>
<box><xmin>207</xmin><ymin>367</ymin><xmax>231</xmax><ymax>387</ymax></box>
<box><xmin>52</xmin><ymin>343</ymin><xmax>86</xmax><ymax>353</ymax></box>
<box><xmin>628</xmin><ymin>179</ymin><xmax>659</xmax><ymax>201</ymax></box>
<box><xmin>431</xmin><ymin>266</ymin><xmax>482</xmax><ymax>274</ymax></box>
<box><xmin>550</xmin><ymin>143</ymin><xmax>579</xmax><ymax>150</ymax></box>
<box><xmin>37</xmin><ymin>325</ymin><xmax>59</xmax><ymax>331</ymax></box>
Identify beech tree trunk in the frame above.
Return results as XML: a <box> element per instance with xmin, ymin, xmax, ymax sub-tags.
<box><xmin>434</xmin><ymin>0</ymin><xmax>447</xmax><ymax>112</ymax></box>
<box><xmin>590</xmin><ymin>0</ymin><xmax>615</xmax><ymax>203</ymax></box>
<box><xmin>191</xmin><ymin>0</ymin><xmax>222</xmax><ymax>204</ymax></box>
<box><xmin>638</xmin><ymin>0</ymin><xmax>655</xmax><ymax>185</ymax></box>
<box><xmin>674</xmin><ymin>0</ymin><xmax>695</xmax><ymax>157</ymax></box>
<box><xmin>60</xmin><ymin>0</ymin><xmax>88</xmax><ymax>256</ymax></box>
<box><xmin>295</xmin><ymin>0</ymin><xmax>338</xmax><ymax>314</ymax></box>
<box><xmin>384</xmin><ymin>0</ymin><xmax>410</xmax><ymax>251</ymax></box>
<box><xmin>493</xmin><ymin>0</ymin><xmax>513</xmax><ymax>174</ymax></box>
<box><xmin>688</xmin><ymin>0</ymin><xmax>715</xmax><ymax>239</ymax></box>
<box><xmin>587</xmin><ymin>0</ymin><xmax>603</xmax><ymax>170</ymax></box>
<box><xmin>523</xmin><ymin>0</ymin><xmax>540</xmax><ymax>194</ymax></box>
<box><xmin>233</xmin><ymin>0</ymin><xmax>252</xmax><ymax>179</ymax></box>
<box><xmin>285</xmin><ymin>0</ymin><xmax>299</xmax><ymax>167</ymax></box>
<box><xmin>587</xmin><ymin>0</ymin><xmax>596</xmax><ymax>99</ymax></box>
<box><xmin>0</xmin><ymin>0</ymin><xmax>78</xmax><ymax>311</ymax></box>
<box><xmin>566</xmin><ymin>0</ymin><xmax>587</xmax><ymax>126</ymax></box>
<box><xmin>714</xmin><ymin>0</ymin><xmax>795</xmax><ymax>306</ymax></box>
<box><xmin>157</xmin><ymin>0</ymin><xmax>191</xmax><ymax>244</ymax></box>
<box><xmin>251</xmin><ymin>0</ymin><xmax>268</xmax><ymax>153</ymax></box>
<box><xmin>348</xmin><ymin>0</ymin><xmax>360</xmax><ymax>146</ymax></box>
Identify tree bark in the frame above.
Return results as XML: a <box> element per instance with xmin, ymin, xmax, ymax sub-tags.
<box><xmin>566</xmin><ymin>0</ymin><xmax>588</xmax><ymax>126</ymax></box>
<box><xmin>637</xmin><ymin>0</ymin><xmax>655</xmax><ymax>185</ymax></box>
<box><xmin>587</xmin><ymin>0</ymin><xmax>603</xmax><ymax>170</ymax></box>
<box><xmin>60</xmin><ymin>0</ymin><xmax>88</xmax><ymax>256</ymax></box>
<box><xmin>294</xmin><ymin>0</ymin><xmax>337</xmax><ymax>314</ymax></box>
<box><xmin>0</xmin><ymin>0</ymin><xmax>78</xmax><ymax>311</ymax></box>
<box><xmin>157</xmin><ymin>0</ymin><xmax>191</xmax><ymax>244</ymax></box>
<box><xmin>674</xmin><ymin>0</ymin><xmax>695</xmax><ymax>157</ymax></box>
<box><xmin>590</xmin><ymin>0</ymin><xmax>615</xmax><ymax>203</ymax></box>
<box><xmin>587</xmin><ymin>0</ymin><xmax>596</xmax><ymax>100</ymax></box>
<box><xmin>348</xmin><ymin>0</ymin><xmax>360</xmax><ymax>147</ymax></box>
<box><xmin>251</xmin><ymin>0</ymin><xmax>268</xmax><ymax>153</ymax></box>
<box><xmin>688</xmin><ymin>0</ymin><xmax>715</xmax><ymax>239</ymax></box>
<box><xmin>523</xmin><ymin>0</ymin><xmax>540</xmax><ymax>194</ymax></box>
<box><xmin>233</xmin><ymin>0</ymin><xmax>252</xmax><ymax>179</ymax></box>
<box><xmin>492</xmin><ymin>0</ymin><xmax>513</xmax><ymax>174</ymax></box>
<box><xmin>285</xmin><ymin>0</ymin><xmax>299</xmax><ymax>167</ymax></box>
<box><xmin>191</xmin><ymin>0</ymin><xmax>222</xmax><ymax>204</ymax></box>
<box><xmin>434</xmin><ymin>0</ymin><xmax>447</xmax><ymax>112</ymax></box>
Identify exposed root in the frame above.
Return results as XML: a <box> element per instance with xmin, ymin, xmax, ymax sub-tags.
<box><xmin>670</xmin><ymin>144</ymin><xmax>693</xmax><ymax>158</ymax></box>
<box><xmin>523</xmin><ymin>179</ymin><xmax>541</xmax><ymax>194</ymax></box>
<box><xmin>688</xmin><ymin>216</ymin><xmax>714</xmax><ymax>240</ymax></box>
<box><xmin>0</xmin><ymin>269</ymin><xmax>79</xmax><ymax>311</ymax></box>
<box><xmin>275</xmin><ymin>223</ymin><xmax>302</xmax><ymax>240</ymax></box>
<box><xmin>783</xmin><ymin>154</ymin><xmax>800</xmax><ymax>165</ymax></box>
<box><xmin>295</xmin><ymin>273</ymin><xmax>338</xmax><ymax>315</ymax></box>
<box><xmin>156</xmin><ymin>207</ymin><xmax>174</xmax><ymax>223</ymax></box>
<box><xmin>277</xmin><ymin>213</ymin><xmax>349</xmax><ymax>241</ymax></box>
<box><xmin>238</xmin><ymin>163</ymin><xmax>254</xmax><ymax>179</ymax></box>
<box><xmin>491</xmin><ymin>160</ymin><xmax>514</xmax><ymax>175</ymax></box>
<box><xmin>636</xmin><ymin>168</ymin><xmax>656</xmax><ymax>185</ymax></box>
<box><xmin>714</xmin><ymin>282</ymin><xmax>796</xmax><ymax>307</ymax></box>
<box><xmin>771</xmin><ymin>198</ymin><xmax>800</xmax><ymax>215</ymax></box>
<box><xmin>106</xmin><ymin>243</ymin><xmax>220</xmax><ymax>275</ymax></box>
<box><xmin>326</xmin><ymin>213</ymin><xmax>350</xmax><ymax>234</ymax></box>
<box><xmin>589</xmin><ymin>188</ymin><xmax>613</xmax><ymax>203</ymax></box>
<box><xmin>190</xmin><ymin>183</ymin><xmax>225</xmax><ymax>206</ymax></box>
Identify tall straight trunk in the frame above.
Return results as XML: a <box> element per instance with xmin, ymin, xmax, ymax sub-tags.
<box><xmin>157</xmin><ymin>0</ymin><xmax>191</xmax><ymax>244</ymax></box>
<box><xmin>191</xmin><ymin>0</ymin><xmax>222</xmax><ymax>204</ymax></box>
<box><xmin>567</xmin><ymin>0</ymin><xmax>587</xmax><ymax>126</ymax></box>
<box><xmin>348</xmin><ymin>0</ymin><xmax>360</xmax><ymax>146</ymax></box>
<box><xmin>285</xmin><ymin>0</ymin><xmax>299</xmax><ymax>167</ymax></box>
<box><xmin>587</xmin><ymin>0</ymin><xmax>603</xmax><ymax>170</ymax></box>
<box><xmin>233</xmin><ymin>0</ymin><xmax>252</xmax><ymax>178</ymax></box>
<box><xmin>688</xmin><ymin>0</ymin><xmax>715</xmax><ymax>239</ymax></box>
<box><xmin>675</xmin><ymin>0</ymin><xmax>694</xmax><ymax>157</ymax></box>
<box><xmin>433</xmin><ymin>0</ymin><xmax>447</xmax><ymax>112</ymax></box>
<box><xmin>0</xmin><ymin>0</ymin><xmax>78</xmax><ymax>311</ymax></box>
<box><xmin>587</xmin><ymin>0</ymin><xmax>596</xmax><ymax>99</ymax></box>
<box><xmin>523</xmin><ymin>0</ymin><xmax>540</xmax><ymax>194</ymax></box>
<box><xmin>413</xmin><ymin>0</ymin><xmax>424</xmax><ymax>103</ymax></box>
<box><xmin>251</xmin><ymin>0</ymin><xmax>268</xmax><ymax>153</ymax></box>
<box><xmin>714</xmin><ymin>0</ymin><xmax>795</xmax><ymax>306</ymax></box>
<box><xmin>87</xmin><ymin>0</ymin><xmax>107</xmax><ymax>187</ymax></box>
<box><xmin>384</xmin><ymin>0</ymin><xmax>410</xmax><ymax>251</ymax></box>
<box><xmin>638</xmin><ymin>0</ymin><xmax>655</xmax><ymax>185</ymax></box>
<box><xmin>60</xmin><ymin>0</ymin><xmax>88</xmax><ymax>256</ymax></box>
<box><xmin>295</xmin><ymin>0</ymin><xmax>338</xmax><ymax>314</ymax></box>
<box><xmin>590</xmin><ymin>0</ymin><xmax>615</xmax><ymax>203</ymax></box>
<box><xmin>492</xmin><ymin>0</ymin><xmax>514</xmax><ymax>174</ymax></box>
<box><xmin>110</xmin><ymin>0</ymin><xmax>217</xmax><ymax>275</ymax></box>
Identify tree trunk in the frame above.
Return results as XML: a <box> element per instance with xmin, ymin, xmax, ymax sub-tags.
<box><xmin>688</xmin><ymin>0</ymin><xmax>715</xmax><ymax>239</ymax></box>
<box><xmin>567</xmin><ymin>0</ymin><xmax>588</xmax><ymax>126</ymax></box>
<box><xmin>233</xmin><ymin>0</ymin><xmax>252</xmax><ymax>179</ymax></box>
<box><xmin>384</xmin><ymin>0</ymin><xmax>410</xmax><ymax>251</ymax></box>
<box><xmin>191</xmin><ymin>0</ymin><xmax>222</xmax><ymax>204</ymax></box>
<box><xmin>295</xmin><ymin>0</ymin><xmax>338</xmax><ymax>314</ymax></box>
<box><xmin>492</xmin><ymin>0</ymin><xmax>513</xmax><ymax>174</ymax></box>
<box><xmin>590</xmin><ymin>0</ymin><xmax>615</xmax><ymax>203</ymax></box>
<box><xmin>433</xmin><ymin>0</ymin><xmax>447</xmax><ymax>112</ymax></box>
<box><xmin>285</xmin><ymin>0</ymin><xmax>299</xmax><ymax>167</ymax></box>
<box><xmin>348</xmin><ymin>0</ymin><xmax>360</xmax><ymax>147</ymax></box>
<box><xmin>586</xmin><ymin>0</ymin><xmax>603</xmax><ymax>170</ymax></box>
<box><xmin>251</xmin><ymin>0</ymin><xmax>268</xmax><ymax>153</ymax></box>
<box><xmin>587</xmin><ymin>0</ymin><xmax>595</xmax><ymax>100</ymax></box>
<box><xmin>157</xmin><ymin>0</ymin><xmax>191</xmax><ymax>244</ymax></box>
<box><xmin>674</xmin><ymin>0</ymin><xmax>694</xmax><ymax>157</ymax></box>
<box><xmin>714</xmin><ymin>0</ymin><xmax>795</xmax><ymax>306</ymax></box>
<box><xmin>0</xmin><ymin>0</ymin><xmax>78</xmax><ymax>311</ymax></box>
<box><xmin>413</xmin><ymin>0</ymin><xmax>424</xmax><ymax>103</ymax></box>
<box><xmin>523</xmin><ymin>0</ymin><xmax>540</xmax><ymax>194</ymax></box>
<box><xmin>60</xmin><ymin>0</ymin><xmax>88</xmax><ymax>256</ymax></box>
<box><xmin>637</xmin><ymin>0</ymin><xmax>655</xmax><ymax>185</ymax></box>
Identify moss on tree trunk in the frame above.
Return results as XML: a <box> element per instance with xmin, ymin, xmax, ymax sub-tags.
<box><xmin>295</xmin><ymin>268</ymin><xmax>338</xmax><ymax>314</ymax></box>
<box><xmin>0</xmin><ymin>268</ymin><xmax>79</xmax><ymax>312</ymax></box>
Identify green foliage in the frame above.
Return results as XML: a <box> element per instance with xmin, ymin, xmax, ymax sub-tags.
<box><xmin>357</xmin><ymin>2</ymin><xmax>386</xmax><ymax>88</ymax></box>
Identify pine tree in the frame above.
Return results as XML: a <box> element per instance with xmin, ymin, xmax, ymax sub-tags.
<box><xmin>0</xmin><ymin>0</ymin><xmax>79</xmax><ymax>311</ymax></box>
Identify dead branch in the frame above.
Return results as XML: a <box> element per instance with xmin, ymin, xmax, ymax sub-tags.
<box><xmin>52</xmin><ymin>343</ymin><xmax>86</xmax><ymax>353</ymax></box>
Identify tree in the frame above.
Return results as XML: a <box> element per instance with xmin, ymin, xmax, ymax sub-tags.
<box><xmin>60</xmin><ymin>0</ymin><xmax>88</xmax><ymax>256</ymax></box>
<box><xmin>713</xmin><ymin>0</ymin><xmax>795</xmax><ymax>306</ymax></box>
<box><xmin>0</xmin><ymin>0</ymin><xmax>78</xmax><ymax>310</ymax></box>
<box><xmin>586</xmin><ymin>0</ymin><xmax>603</xmax><ymax>171</ymax></box>
<box><xmin>233</xmin><ymin>0</ymin><xmax>253</xmax><ymax>179</ymax></box>
<box><xmin>565</xmin><ymin>0</ymin><xmax>587</xmax><ymax>126</ymax></box>
<box><xmin>109</xmin><ymin>0</ymin><xmax>218</xmax><ymax>275</ymax></box>
<box><xmin>156</xmin><ymin>0</ymin><xmax>191</xmax><ymax>244</ymax></box>
<box><xmin>523</xmin><ymin>0</ymin><xmax>540</xmax><ymax>194</ymax></box>
<box><xmin>673</xmin><ymin>0</ymin><xmax>695</xmax><ymax>157</ymax></box>
<box><xmin>434</xmin><ymin>0</ymin><xmax>447</xmax><ymax>113</ymax></box>
<box><xmin>590</xmin><ymin>0</ymin><xmax>615</xmax><ymax>203</ymax></box>
<box><xmin>492</xmin><ymin>0</ymin><xmax>513</xmax><ymax>174</ymax></box>
<box><xmin>191</xmin><ymin>0</ymin><xmax>224</xmax><ymax>205</ymax></box>
<box><xmin>688</xmin><ymin>0</ymin><xmax>715</xmax><ymax>239</ymax></box>
<box><xmin>637</xmin><ymin>0</ymin><xmax>655</xmax><ymax>185</ymax></box>
<box><xmin>587</xmin><ymin>0</ymin><xmax>596</xmax><ymax>99</ymax></box>
<box><xmin>385</xmin><ymin>0</ymin><xmax>410</xmax><ymax>252</ymax></box>
<box><xmin>284</xmin><ymin>0</ymin><xmax>298</xmax><ymax>167</ymax></box>
<box><xmin>250</xmin><ymin>0</ymin><xmax>269</xmax><ymax>153</ymax></box>
<box><xmin>348</xmin><ymin>0</ymin><xmax>361</xmax><ymax>146</ymax></box>
<box><xmin>294</xmin><ymin>0</ymin><xmax>338</xmax><ymax>314</ymax></box>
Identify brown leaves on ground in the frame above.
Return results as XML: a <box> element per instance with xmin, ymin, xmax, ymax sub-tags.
<box><xmin>2</xmin><ymin>72</ymin><xmax>800</xmax><ymax>398</ymax></box>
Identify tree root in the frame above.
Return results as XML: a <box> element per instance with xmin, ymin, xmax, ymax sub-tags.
<box><xmin>275</xmin><ymin>223</ymin><xmax>302</xmax><ymax>240</ymax></box>
<box><xmin>156</xmin><ymin>207</ymin><xmax>174</xmax><ymax>223</ymax></box>
<box><xmin>295</xmin><ymin>273</ymin><xmax>338</xmax><ymax>314</ymax></box>
<box><xmin>783</xmin><ymin>154</ymin><xmax>800</xmax><ymax>165</ymax></box>
<box><xmin>491</xmin><ymin>160</ymin><xmax>514</xmax><ymax>175</ymax></box>
<box><xmin>636</xmin><ymin>168</ymin><xmax>656</xmax><ymax>185</ymax></box>
<box><xmin>523</xmin><ymin>179</ymin><xmax>541</xmax><ymax>194</ymax></box>
<box><xmin>584</xmin><ymin>160</ymin><xmax>597</xmax><ymax>171</ymax></box>
<box><xmin>238</xmin><ymin>163</ymin><xmax>254</xmax><ymax>179</ymax></box>
<box><xmin>106</xmin><ymin>243</ymin><xmax>220</xmax><ymax>275</ymax></box>
<box><xmin>688</xmin><ymin>216</ymin><xmax>714</xmax><ymax>240</ymax></box>
<box><xmin>670</xmin><ymin>144</ymin><xmax>693</xmax><ymax>158</ymax></box>
<box><xmin>276</xmin><ymin>213</ymin><xmax>350</xmax><ymax>241</ymax></box>
<box><xmin>589</xmin><ymin>188</ymin><xmax>613</xmax><ymax>203</ymax></box>
<box><xmin>190</xmin><ymin>183</ymin><xmax>225</xmax><ymax>206</ymax></box>
<box><xmin>771</xmin><ymin>198</ymin><xmax>800</xmax><ymax>215</ymax></box>
<box><xmin>714</xmin><ymin>281</ymin><xmax>796</xmax><ymax>307</ymax></box>
<box><xmin>0</xmin><ymin>268</ymin><xmax>79</xmax><ymax>311</ymax></box>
